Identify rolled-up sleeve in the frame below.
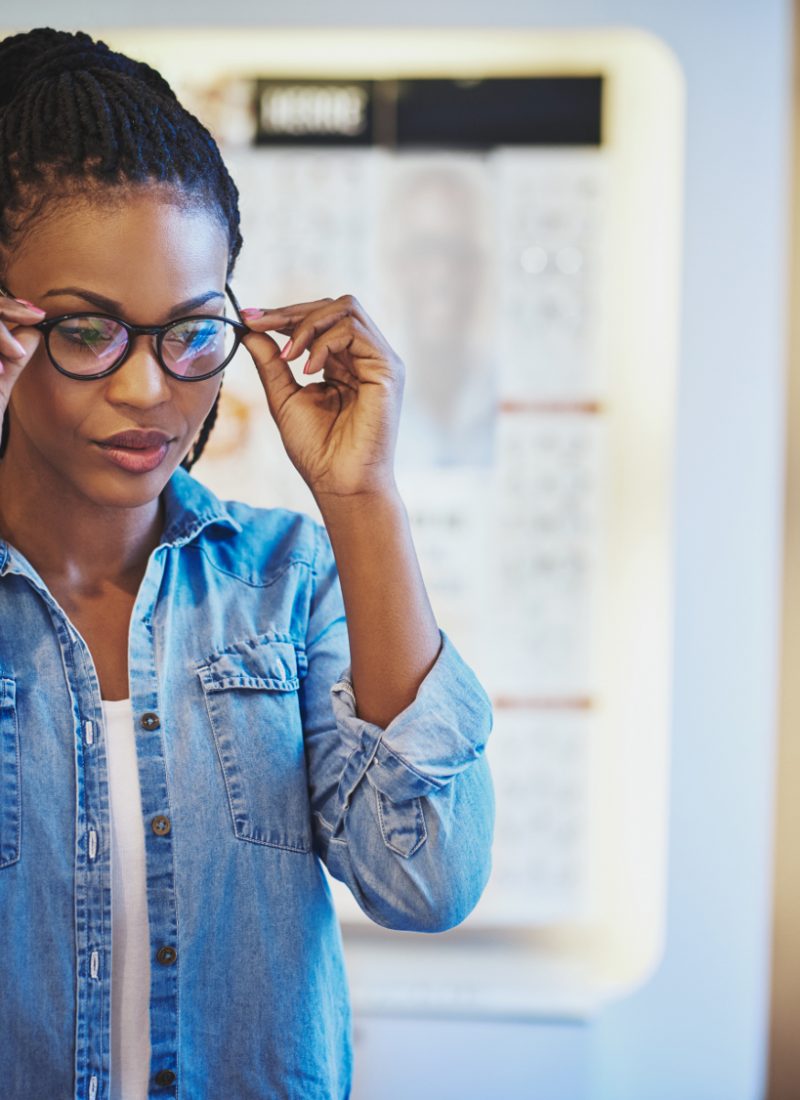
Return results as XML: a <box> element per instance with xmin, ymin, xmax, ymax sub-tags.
<box><xmin>299</xmin><ymin>520</ymin><xmax>495</xmax><ymax>933</ymax></box>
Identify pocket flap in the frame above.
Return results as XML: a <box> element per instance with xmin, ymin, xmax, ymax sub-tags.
<box><xmin>0</xmin><ymin>677</ymin><xmax>15</xmax><ymax>709</ymax></box>
<box><xmin>199</xmin><ymin>637</ymin><xmax>300</xmax><ymax>692</ymax></box>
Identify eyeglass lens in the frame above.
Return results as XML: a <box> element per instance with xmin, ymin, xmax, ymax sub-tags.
<box><xmin>48</xmin><ymin>316</ymin><xmax>239</xmax><ymax>379</ymax></box>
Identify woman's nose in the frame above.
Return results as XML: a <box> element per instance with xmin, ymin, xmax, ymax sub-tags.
<box><xmin>104</xmin><ymin>335</ymin><xmax>173</xmax><ymax>408</ymax></box>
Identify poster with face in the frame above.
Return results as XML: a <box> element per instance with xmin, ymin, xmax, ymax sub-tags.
<box><xmin>194</xmin><ymin>136</ymin><xmax>607</xmax><ymax>927</ymax></box>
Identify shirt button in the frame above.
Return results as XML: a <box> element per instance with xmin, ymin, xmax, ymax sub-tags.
<box><xmin>156</xmin><ymin>945</ymin><xmax>177</xmax><ymax>966</ymax></box>
<box><xmin>140</xmin><ymin>712</ymin><xmax>161</xmax><ymax>731</ymax></box>
<box><xmin>151</xmin><ymin>815</ymin><xmax>171</xmax><ymax>836</ymax></box>
<box><xmin>154</xmin><ymin>1068</ymin><xmax>176</xmax><ymax>1087</ymax></box>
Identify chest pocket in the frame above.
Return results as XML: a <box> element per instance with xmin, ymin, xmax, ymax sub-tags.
<box><xmin>0</xmin><ymin>678</ymin><xmax>21</xmax><ymax>869</ymax></box>
<box><xmin>197</xmin><ymin>637</ymin><xmax>311</xmax><ymax>853</ymax></box>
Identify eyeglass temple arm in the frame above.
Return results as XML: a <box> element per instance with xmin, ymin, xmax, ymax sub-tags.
<box><xmin>225</xmin><ymin>282</ymin><xmax>245</xmax><ymax>324</ymax></box>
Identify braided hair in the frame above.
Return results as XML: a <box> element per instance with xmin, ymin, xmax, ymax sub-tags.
<box><xmin>0</xmin><ymin>27</ymin><xmax>243</xmax><ymax>470</ymax></box>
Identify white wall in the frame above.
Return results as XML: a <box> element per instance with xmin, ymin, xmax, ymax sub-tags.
<box><xmin>5</xmin><ymin>2</ymin><xmax>790</xmax><ymax>1097</ymax></box>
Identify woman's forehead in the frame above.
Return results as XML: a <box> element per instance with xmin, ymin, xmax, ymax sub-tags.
<box><xmin>7</xmin><ymin>191</ymin><xmax>229</xmax><ymax>313</ymax></box>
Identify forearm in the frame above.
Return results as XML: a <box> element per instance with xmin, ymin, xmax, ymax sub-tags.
<box><xmin>314</xmin><ymin>484</ymin><xmax>441</xmax><ymax>729</ymax></box>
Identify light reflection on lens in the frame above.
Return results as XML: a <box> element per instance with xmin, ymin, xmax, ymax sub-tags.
<box><xmin>50</xmin><ymin>318</ymin><xmax>128</xmax><ymax>374</ymax></box>
<box><xmin>162</xmin><ymin>319</ymin><xmax>232</xmax><ymax>377</ymax></box>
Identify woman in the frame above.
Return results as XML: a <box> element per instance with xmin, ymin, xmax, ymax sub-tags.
<box><xmin>0</xmin><ymin>27</ymin><xmax>494</xmax><ymax>1100</ymax></box>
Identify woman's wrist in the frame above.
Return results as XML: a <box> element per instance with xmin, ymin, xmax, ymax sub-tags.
<box><xmin>312</xmin><ymin>477</ymin><xmax>402</xmax><ymax>523</ymax></box>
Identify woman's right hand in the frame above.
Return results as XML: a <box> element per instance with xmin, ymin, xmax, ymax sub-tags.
<box><xmin>0</xmin><ymin>297</ymin><xmax>45</xmax><ymax>433</ymax></box>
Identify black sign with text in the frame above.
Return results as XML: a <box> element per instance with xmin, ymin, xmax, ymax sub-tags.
<box><xmin>254</xmin><ymin>77</ymin><xmax>603</xmax><ymax>148</ymax></box>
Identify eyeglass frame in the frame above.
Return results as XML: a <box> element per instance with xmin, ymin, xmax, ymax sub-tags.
<box><xmin>0</xmin><ymin>282</ymin><xmax>249</xmax><ymax>382</ymax></box>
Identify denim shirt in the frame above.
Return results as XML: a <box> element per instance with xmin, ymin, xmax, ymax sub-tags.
<box><xmin>0</xmin><ymin>467</ymin><xmax>494</xmax><ymax>1100</ymax></box>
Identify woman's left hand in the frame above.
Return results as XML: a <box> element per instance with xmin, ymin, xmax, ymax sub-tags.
<box><xmin>240</xmin><ymin>294</ymin><xmax>404</xmax><ymax>501</ymax></box>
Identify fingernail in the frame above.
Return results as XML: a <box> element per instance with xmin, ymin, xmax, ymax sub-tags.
<box><xmin>14</xmin><ymin>298</ymin><xmax>44</xmax><ymax>313</ymax></box>
<box><xmin>280</xmin><ymin>339</ymin><xmax>293</xmax><ymax>360</ymax></box>
<box><xmin>240</xmin><ymin>308</ymin><xmax>265</xmax><ymax>318</ymax></box>
<box><xmin>7</xmin><ymin>337</ymin><xmax>25</xmax><ymax>358</ymax></box>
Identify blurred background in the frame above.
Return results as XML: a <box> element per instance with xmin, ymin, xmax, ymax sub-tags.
<box><xmin>3</xmin><ymin>2</ymin><xmax>796</xmax><ymax>1098</ymax></box>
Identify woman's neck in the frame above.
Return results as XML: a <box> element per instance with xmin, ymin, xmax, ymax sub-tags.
<box><xmin>0</xmin><ymin>443</ymin><xmax>164</xmax><ymax>592</ymax></box>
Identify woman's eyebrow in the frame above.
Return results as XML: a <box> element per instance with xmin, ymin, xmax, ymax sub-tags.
<box><xmin>40</xmin><ymin>286</ymin><xmax>224</xmax><ymax>317</ymax></box>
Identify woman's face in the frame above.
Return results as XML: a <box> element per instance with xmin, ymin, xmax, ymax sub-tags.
<box><xmin>2</xmin><ymin>190</ymin><xmax>230</xmax><ymax>510</ymax></box>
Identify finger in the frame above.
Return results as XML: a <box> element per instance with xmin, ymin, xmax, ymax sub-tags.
<box><xmin>0</xmin><ymin>304</ymin><xmax>45</xmax><ymax>339</ymax></box>
<box><xmin>0</xmin><ymin>325</ymin><xmax>26</xmax><ymax>360</ymax></box>
<box><xmin>310</xmin><ymin>355</ymin><xmax>359</xmax><ymax>391</ymax></box>
<box><xmin>283</xmin><ymin>297</ymin><xmax>388</xmax><ymax>363</ymax></box>
<box><xmin>242</xmin><ymin>305</ymin><xmax>351</xmax><ymax>359</ymax></box>
<box><xmin>0</xmin><ymin>298</ymin><xmax>46</xmax><ymax>321</ymax></box>
<box><xmin>0</xmin><ymin>328</ymin><xmax>41</xmax><ymax>378</ymax></box>
<box><xmin>0</xmin><ymin>297</ymin><xmax>45</xmax><ymax>359</ymax></box>
<box><xmin>244</xmin><ymin>321</ymin><xmax>297</xmax><ymax>338</ymax></box>
<box><xmin>238</xmin><ymin>308</ymin><xmax>299</xmax><ymax>331</ymax></box>
<box><xmin>238</xmin><ymin>298</ymin><xmax>342</xmax><ymax>335</ymax></box>
<box><xmin>242</xmin><ymin>294</ymin><xmax>378</xmax><ymax>340</ymax></box>
<box><xmin>302</xmin><ymin>317</ymin><xmax>393</xmax><ymax>380</ymax></box>
<box><xmin>274</xmin><ymin>294</ymin><xmax>372</xmax><ymax>325</ymax></box>
<box><xmin>242</xmin><ymin>296</ymin><xmax>389</xmax><ymax>372</ymax></box>
<box><xmin>238</xmin><ymin>311</ymin><xmax>305</xmax><ymax>357</ymax></box>
<box><xmin>241</xmin><ymin>297</ymin><xmax>335</xmax><ymax>322</ymax></box>
<box><xmin>241</xmin><ymin>330</ymin><xmax>301</xmax><ymax>417</ymax></box>
<box><xmin>0</xmin><ymin>307</ymin><xmax>45</xmax><ymax>355</ymax></box>
<box><xmin>240</xmin><ymin>317</ymin><xmax>297</xmax><ymax>352</ymax></box>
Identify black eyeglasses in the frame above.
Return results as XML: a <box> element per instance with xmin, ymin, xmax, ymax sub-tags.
<box><xmin>0</xmin><ymin>282</ymin><xmax>248</xmax><ymax>382</ymax></box>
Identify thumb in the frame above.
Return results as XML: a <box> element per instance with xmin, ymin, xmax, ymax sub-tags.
<box><xmin>0</xmin><ymin>329</ymin><xmax>42</xmax><ymax>450</ymax></box>
<box><xmin>1</xmin><ymin>326</ymin><xmax>41</xmax><ymax>381</ymax></box>
<box><xmin>10</xmin><ymin>328</ymin><xmax>42</xmax><ymax>362</ymax></box>
<box><xmin>242</xmin><ymin>330</ymin><xmax>301</xmax><ymax>419</ymax></box>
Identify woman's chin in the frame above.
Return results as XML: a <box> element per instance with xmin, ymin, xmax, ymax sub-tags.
<box><xmin>75</xmin><ymin>459</ymin><xmax>182</xmax><ymax>511</ymax></box>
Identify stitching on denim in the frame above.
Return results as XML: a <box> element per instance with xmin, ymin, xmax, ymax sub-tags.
<box><xmin>201</xmin><ymin>682</ymin><xmax>241</xmax><ymax>845</ymax></box>
<box><xmin>0</xmin><ymin>676</ymin><xmax>20</xmax><ymax>869</ymax></box>
<box><xmin>229</xmin><ymin>831</ymin><xmax>310</xmax><ymax>853</ymax></box>
<box><xmin>332</xmin><ymin>679</ymin><xmax>357</xmax><ymax>702</ymax></box>
<box><xmin>375</xmin><ymin>789</ymin><xmax>427</xmax><ymax>859</ymax></box>
<box><xmin>189</xmin><ymin>544</ymin><xmax>312</xmax><ymax>590</ymax></box>
<box><xmin>160</xmin><ymin>511</ymin><xmax>241</xmax><ymax>548</ymax></box>
<box><xmin>195</xmin><ymin>631</ymin><xmax>305</xmax><ymax>672</ymax></box>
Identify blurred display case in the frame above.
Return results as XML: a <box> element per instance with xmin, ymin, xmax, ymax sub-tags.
<box><xmin>103</xmin><ymin>27</ymin><xmax>683</xmax><ymax>1019</ymax></box>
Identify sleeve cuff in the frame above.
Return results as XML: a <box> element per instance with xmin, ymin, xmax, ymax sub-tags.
<box><xmin>330</xmin><ymin>629</ymin><xmax>493</xmax><ymax>806</ymax></box>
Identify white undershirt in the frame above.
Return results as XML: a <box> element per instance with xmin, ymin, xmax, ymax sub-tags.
<box><xmin>102</xmin><ymin>698</ymin><xmax>152</xmax><ymax>1100</ymax></box>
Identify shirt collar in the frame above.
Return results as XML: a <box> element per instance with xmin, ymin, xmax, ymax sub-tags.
<box><xmin>158</xmin><ymin>466</ymin><xmax>242</xmax><ymax>549</ymax></box>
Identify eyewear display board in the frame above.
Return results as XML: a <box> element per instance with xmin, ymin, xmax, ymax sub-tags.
<box><xmin>104</xmin><ymin>28</ymin><xmax>683</xmax><ymax>1019</ymax></box>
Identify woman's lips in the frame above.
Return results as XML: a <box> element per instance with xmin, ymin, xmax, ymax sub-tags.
<box><xmin>95</xmin><ymin>436</ymin><xmax>172</xmax><ymax>473</ymax></box>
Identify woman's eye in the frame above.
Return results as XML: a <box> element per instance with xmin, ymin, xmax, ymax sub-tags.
<box><xmin>166</xmin><ymin>323</ymin><xmax>220</xmax><ymax>353</ymax></box>
<box><xmin>60</xmin><ymin>323</ymin><xmax>114</xmax><ymax>347</ymax></box>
